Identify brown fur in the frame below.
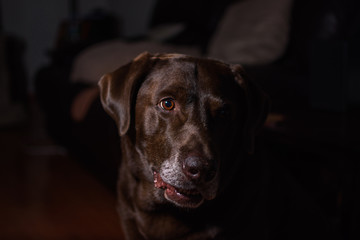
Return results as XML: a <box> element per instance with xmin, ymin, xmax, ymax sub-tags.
<box><xmin>99</xmin><ymin>52</ymin><xmax>268</xmax><ymax>240</ymax></box>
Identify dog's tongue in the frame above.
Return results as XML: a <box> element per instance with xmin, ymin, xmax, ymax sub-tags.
<box><xmin>154</xmin><ymin>171</ymin><xmax>167</xmax><ymax>189</ymax></box>
<box><xmin>153</xmin><ymin>171</ymin><xmax>204</xmax><ymax>208</ymax></box>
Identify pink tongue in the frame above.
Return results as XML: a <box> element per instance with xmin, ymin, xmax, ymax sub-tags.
<box><xmin>154</xmin><ymin>171</ymin><xmax>166</xmax><ymax>188</ymax></box>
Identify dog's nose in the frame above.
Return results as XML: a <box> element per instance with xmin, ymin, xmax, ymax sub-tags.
<box><xmin>182</xmin><ymin>156</ymin><xmax>216</xmax><ymax>183</ymax></box>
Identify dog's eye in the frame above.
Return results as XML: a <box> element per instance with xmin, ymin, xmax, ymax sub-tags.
<box><xmin>159</xmin><ymin>98</ymin><xmax>175</xmax><ymax>111</ymax></box>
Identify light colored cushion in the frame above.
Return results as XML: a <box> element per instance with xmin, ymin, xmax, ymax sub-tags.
<box><xmin>70</xmin><ymin>40</ymin><xmax>200</xmax><ymax>84</ymax></box>
<box><xmin>208</xmin><ymin>0</ymin><xmax>293</xmax><ymax>65</ymax></box>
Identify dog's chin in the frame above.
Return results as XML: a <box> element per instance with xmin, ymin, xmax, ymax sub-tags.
<box><xmin>153</xmin><ymin>171</ymin><xmax>205</xmax><ymax>209</ymax></box>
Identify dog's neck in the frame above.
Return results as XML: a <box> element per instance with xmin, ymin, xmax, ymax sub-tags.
<box><xmin>118</xmin><ymin>136</ymin><xmax>266</xmax><ymax>240</ymax></box>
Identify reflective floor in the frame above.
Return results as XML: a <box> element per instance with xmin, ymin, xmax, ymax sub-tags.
<box><xmin>0</xmin><ymin>101</ymin><xmax>124</xmax><ymax>240</ymax></box>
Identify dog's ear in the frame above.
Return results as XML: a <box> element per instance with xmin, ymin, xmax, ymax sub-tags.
<box><xmin>98</xmin><ymin>52</ymin><xmax>153</xmax><ymax>136</ymax></box>
<box><xmin>231</xmin><ymin>64</ymin><xmax>270</xmax><ymax>154</ymax></box>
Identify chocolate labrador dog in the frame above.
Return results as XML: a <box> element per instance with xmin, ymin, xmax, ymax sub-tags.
<box><xmin>99</xmin><ymin>52</ymin><xmax>268</xmax><ymax>239</ymax></box>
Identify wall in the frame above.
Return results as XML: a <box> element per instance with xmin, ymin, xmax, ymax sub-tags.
<box><xmin>2</xmin><ymin>0</ymin><xmax>67</xmax><ymax>93</ymax></box>
<box><xmin>1</xmin><ymin>0</ymin><xmax>156</xmax><ymax>94</ymax></box>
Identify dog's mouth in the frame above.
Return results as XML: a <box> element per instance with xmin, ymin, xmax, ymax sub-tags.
<box><xmin>153</xmin><ymin>171</ymin><xmax>204</xmax><ymax>208</ymax></box>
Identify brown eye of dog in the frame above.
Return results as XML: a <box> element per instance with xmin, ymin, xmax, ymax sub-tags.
<box><xmin>159</xmin><ymin>98</ymin><xmax>175</xmax><ymax>111</ymax></box>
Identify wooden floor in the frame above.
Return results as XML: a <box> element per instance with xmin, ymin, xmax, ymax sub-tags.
<box><xmin>0</xmin><ymin>102</ymin><xmax>124</xmax><ymax>240</ymax></box>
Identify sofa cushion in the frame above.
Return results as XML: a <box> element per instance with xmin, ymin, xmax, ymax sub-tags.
<box><xmin>208</xmin><ymin>0</ymin><xmax>293</xmax><ymax>65</ymax></box>
<box><xmin>70</xmin><ymin>40</ymin><xmax>200</xmax><ymax>85</ymax></box>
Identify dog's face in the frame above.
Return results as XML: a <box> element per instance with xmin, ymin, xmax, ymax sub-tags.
<box><xmin>99</xmin><ymin>52</ymin><xmax>268</xmax><ymax>209</ymax></box>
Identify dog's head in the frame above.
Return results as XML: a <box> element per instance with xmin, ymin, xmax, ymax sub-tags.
<box><xmin>99</xmin><ymin>52</ymin><xmax>268</xmax><ymax>209</ymax></box>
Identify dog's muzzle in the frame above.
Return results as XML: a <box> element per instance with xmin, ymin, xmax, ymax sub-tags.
<box><xmin>154</xmin><ymin>171</ymin><xmax>205</xmax><ymax>208</ymax></box>
<box><xmin>153</xmin><ymin>155</ymin><xmax>218</xmax><ymax>208</ymax></box>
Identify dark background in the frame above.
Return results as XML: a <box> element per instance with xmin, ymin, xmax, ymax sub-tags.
<box><xmin>1</xmin><ymin>0</ymin><xmax>359</xmax><ymax>239</ymax></box>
